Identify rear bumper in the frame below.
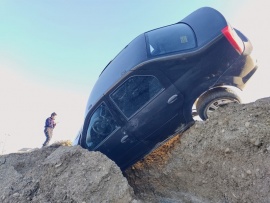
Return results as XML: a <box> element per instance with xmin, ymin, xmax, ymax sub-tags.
<box><xmin>214</xmin><ymin>52</ymin><xmax>258</xmax><ymax>90</ymax></box>
<box><xmin>215</xmin><ymin>29</ymin><xmax>258</xmax><ymax>90</ymax></box>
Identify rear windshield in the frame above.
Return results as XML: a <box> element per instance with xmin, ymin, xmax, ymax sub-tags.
<box><xmin>146</xmin><ymin>23</ymin><xmax>196</xmax><ymax>56</ymax></box>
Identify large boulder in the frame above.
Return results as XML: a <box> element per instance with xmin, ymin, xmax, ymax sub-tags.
<box><xmin>0</xmin><ymin>145</ymin><xmax>137</xmax><ymax>203</ymax></box>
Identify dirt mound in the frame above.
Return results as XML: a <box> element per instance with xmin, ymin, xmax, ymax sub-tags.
<box><xmin>125</xmin><ymin>97</ymin><xmax>270</xmax><ymax>202</ymax></box>
<box><xmin>0</xmin><ymin>97</ymin><xmax>269</xmax><ymax>203</ymax></box>
<box><xmin>0</xmin><ymin>145</ymin><xmax>137</xmax><ymax>203</ymax></box>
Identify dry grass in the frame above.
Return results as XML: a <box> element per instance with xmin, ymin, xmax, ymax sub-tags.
<box><xmin>132</xmin><ymin>134</ymin><xmax>181</xmax><ymax>169</ymax></box>
<box><xmin>51</xmin><ymin>140</ymin><xmax>73</xmax><ymax>147</ymax></box>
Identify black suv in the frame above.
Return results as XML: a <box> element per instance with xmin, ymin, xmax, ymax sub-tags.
<box><xmin>74</xmin><ymin>7</ymin><xmax>257</xmax><ymax>170</ymax></box>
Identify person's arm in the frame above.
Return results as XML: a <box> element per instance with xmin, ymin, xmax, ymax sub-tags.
<box><xmin>45</xmin><ymin>118</ymin><xmax>50</xmax><ymax>127</ymax></box>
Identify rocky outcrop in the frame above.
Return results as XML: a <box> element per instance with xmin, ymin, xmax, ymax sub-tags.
<box><xmin>125</xmin><ymin>97</ymin><xmax>270</xmax><ymax>203</ymax></box>
<box><xmin>0</xmin><ymin>97</ymin><xmax>270</xmax><ymax>203</ymax></box>
<box><xmin>0</xmin><ymin>146</ymin><xmax>137</xmax><ymax>203</ymax></box>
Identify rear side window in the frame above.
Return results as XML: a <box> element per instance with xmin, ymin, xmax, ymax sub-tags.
<box><xmin>86</xmin><ymin>103</ymin><xmax>119</xmax><ymax>149</ymax></box>
<box><xmin>146</xmin><ymin>23</ymin><xmax>196</xmax><ymax>56</ymax></box>
<box><xmin>110</xmin><ymin>75</ymin><xmax>163</xmax><ymax>118</ymax></box>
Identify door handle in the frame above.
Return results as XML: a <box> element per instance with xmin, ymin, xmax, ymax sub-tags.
<box><xmin>121</xmin><ymin>135</ymin><xmax>129</xmax><ymax>143</ymax></box>
<box><xmin>167</xmin><ymin>94</ymin><xmax>178</xmax><ymax>104</ymax></box>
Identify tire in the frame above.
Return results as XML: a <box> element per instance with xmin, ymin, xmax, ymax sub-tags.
<box><xmin>196</xmin><ymin>88</ymin><xmax>241</xmax><ymax>120</ymax></box>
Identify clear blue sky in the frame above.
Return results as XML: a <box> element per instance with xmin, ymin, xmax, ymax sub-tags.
<box><xmin>0</xmin><ymin>0</ymin><xmax>269</xmax><ymax>153</ymax></box>
<box><xmin>0</xmin><ymin>0</ymin><xmax>244</xmax><ymax>92</ymax></box>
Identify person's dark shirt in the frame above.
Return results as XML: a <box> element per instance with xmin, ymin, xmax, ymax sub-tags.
<box><xmin>45</xmin><ymin>117</ymin><xmax>56</xmax><ymax>128</ymax></box>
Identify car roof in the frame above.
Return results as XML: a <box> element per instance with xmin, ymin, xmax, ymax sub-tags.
<box><xmin>85</xmin><ymin>34</ymin><xmax>147</xmax><ymax>114</ymax></box>
<box><xmin>180</xmin><ymin>7</ymin><xmax>228</xmax><ymax>47</ymax></box>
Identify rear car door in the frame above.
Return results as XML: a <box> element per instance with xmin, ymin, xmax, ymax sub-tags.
<box><xmin>110</xmin><ymin>70</ymin><xmax>186</xmax><ymax>149</ymax></box>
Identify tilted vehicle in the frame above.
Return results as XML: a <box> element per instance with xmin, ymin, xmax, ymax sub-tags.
<box><xmin>74</xmin><ymin>7</ymin><xmax>257</xmax><ymax>170</ymax></box>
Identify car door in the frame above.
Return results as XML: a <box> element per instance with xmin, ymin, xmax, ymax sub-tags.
<box><xmin>83</xmin><ymin>101</ymin><xmax>149</xmax><ymax>169</ymax></box>
<box><xmin>110</xmin><ymin>70</ymin><xmax>186</xmax><ymax>149</ymax></box>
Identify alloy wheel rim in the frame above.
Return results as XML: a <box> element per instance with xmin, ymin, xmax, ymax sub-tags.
<box><xmin>206</xmin><ymin>98</ymin><xmax>238</xmax><ymax>116</ymax></box>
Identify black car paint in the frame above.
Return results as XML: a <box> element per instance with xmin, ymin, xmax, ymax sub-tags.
<box><xmin>75</xmin><ymin>7</ymin><xmax>257</xmax><ymax>170</ymax></box>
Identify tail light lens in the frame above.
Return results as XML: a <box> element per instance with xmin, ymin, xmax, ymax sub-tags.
<box><xmin>222</xmin><ymin>25</ymin><xmax>244</xmax><ymax>54</ymax></box>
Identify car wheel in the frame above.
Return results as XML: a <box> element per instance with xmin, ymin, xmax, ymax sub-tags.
<box><xmin>196</xmin><ymin>88</ymin><xmax>241</xmax><ymax>120</ymax></box>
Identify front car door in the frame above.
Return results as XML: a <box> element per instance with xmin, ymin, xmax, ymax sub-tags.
<box><xmin>82</xmin><ymin>102</ymin><xmax>148</xmax><ymax>170</ymax></box>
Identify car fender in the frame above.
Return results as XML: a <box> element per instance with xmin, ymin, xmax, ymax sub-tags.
<box><xmin>182</xmin><ymin>78</ymin><xmax>215</xmax><ymax>121</ymax></box>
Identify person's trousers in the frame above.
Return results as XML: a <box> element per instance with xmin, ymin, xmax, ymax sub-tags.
<box><xmin>43</xmin><ymin>127</ymin><xmax>53</xmax><ymax>146</ymax></box>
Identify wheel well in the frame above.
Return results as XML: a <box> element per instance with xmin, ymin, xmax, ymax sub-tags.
<box><xmin>194</xmin><ymin>86</ymin><xmax>241</xmax><ymax>106</ymax></box>
<box><xmin>183</xmin><ymin>85</ymin><xmax>242</xmax><ymax>122</ymax></box>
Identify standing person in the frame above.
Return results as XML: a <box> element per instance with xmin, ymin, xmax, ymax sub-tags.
<box><xmin>43</xmin><ymin>112</ymin><xmax>57</xmax><ymax>147</ymax></box>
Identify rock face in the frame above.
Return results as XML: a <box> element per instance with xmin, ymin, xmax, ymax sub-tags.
<box><xmin>125</xmin><ymin>97</ymin><xmax>270</xmax><ymax>203</ymax></box>
<box><xmin>0</xmin><ymin>97</ymin><xmax>270</xmax><ymax>203</ymax></box>
<box><xmin>0</xmin><ymin>146</ymin><xmax>136</xmax><ymax>203</ymax></box>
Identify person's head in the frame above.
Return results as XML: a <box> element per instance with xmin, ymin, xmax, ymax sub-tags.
<box><xmin>51</xmin><ymin>112</ymin><xmax>57</xmax><ymax>119</ymax></box>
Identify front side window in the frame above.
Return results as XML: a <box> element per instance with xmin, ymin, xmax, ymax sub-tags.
<box><xmin>110</xmin><ymin>75</ymin><xmax>164</xmax><ymax>118</ymax></box>
<box><xmin>86</xmin><ymin>103</ymin><xmax>119</xmax><ymax>149</ymax></box>
<box><xmin>146</xmin><ymin>23</ymin><xmax>196</xmax><ymax>56</ymax></box>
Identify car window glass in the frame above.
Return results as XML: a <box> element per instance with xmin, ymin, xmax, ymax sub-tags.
<box><xmin>86</xmin><ymin>103</ymin><xmax>119</xmax><ymax>149</ymax></box>
<box><xmin>110</xmin><ymin>76</ymin><xmax>163</xmax><ymax>118</ymax></box>
<box><xmin>146</xmin><ymin>23</ymin><xmax>196</xmax><ymax>56</ymax></box>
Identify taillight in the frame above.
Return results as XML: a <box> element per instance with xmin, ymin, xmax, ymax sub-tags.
<box><xmin>222</xmin><ymin>25</ymin><xmax>244</xmax><ymax>54</ymax></box>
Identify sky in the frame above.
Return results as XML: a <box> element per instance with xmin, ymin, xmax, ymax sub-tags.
<box><xmin>0</xmin><ymin>0</ymin><xmax>269</xmax><ymax>154</ymax></box>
